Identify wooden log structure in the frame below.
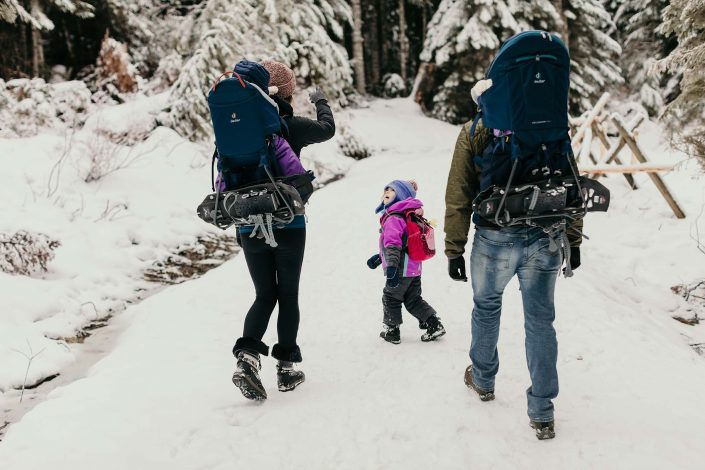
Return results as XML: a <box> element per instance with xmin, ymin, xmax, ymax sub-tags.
<box><xmin>610</xmin><ymin>114</ymin><xmax>686</xmax><ymax>219</ymax></box>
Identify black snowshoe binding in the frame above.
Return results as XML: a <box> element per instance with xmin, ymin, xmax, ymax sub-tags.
<box><xmin>530</xmin><ymin>420</ymin><xmax>556</xmax><ymax>440</ymax></box>
<box><xmin>473</xmin><ymin>175</ymin><xmax>610</xmax><ymax>229</ymax></box>
<box><xmin>464</xmin><ymin>365</ymin><xmax>495</xmax><ymax>401</ymax></box>
<box><xmin>380</xmin><ymin>324</ymin><xmax>401</xmax><ymax>344</ymax></box>
<box><xmin>276</xmin><ymin>361</ymin><xmax>305</xmax><ymax>392</ymax></box>
<box><xmin>421</xmin><ymin>315</ymin><xmax>446</xmax><ymax>342</ymax></box>
<box><xmin>232</xmin><ymin>351</ymin><xmax>267</xmax><ymax>401</ymax></box>
<box><xmin>197</xmin><ymin>172</ymin><xmax>313</xmax><ymax>230</ymax></box>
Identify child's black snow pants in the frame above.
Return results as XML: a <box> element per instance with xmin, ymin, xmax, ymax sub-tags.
<box><xmin>382</xmin><ymin>276</ymin><xmax>436</xmax><ymax>326</ymax></box>
<box><xmin>233</xmin><ymin>228</ymin><xmax>306</xmax><ymax>363</ymax></box>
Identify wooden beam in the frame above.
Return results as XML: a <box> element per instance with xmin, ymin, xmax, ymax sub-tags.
<box><xmin>592</xmin><ymin>121</ymin><xmax>638</xmax><ymax>189</ymax></box>
<box><xmin>580</xmin><ymin>163</ymin><xmax>675</xmax><ymax>174</ymax></box>
<box><xmin>611</xmin><ymin>114</ymin><xmax>686</xmax><ymax>219</ymax></box>
<box><xmin>579</xmin><ymin>125</ymin><xmax>593</xmax><ymax>164</ymax></box>
<box><xmin>571</xmin><ymin>93</ymin><xmax>610</xmax><ymax>153</ymax></box>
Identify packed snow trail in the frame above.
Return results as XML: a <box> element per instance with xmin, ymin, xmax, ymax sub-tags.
<box><xmin>1</xmin><ymin>99</ymin><xmax>705</xmax><ymax>469</ymax></box>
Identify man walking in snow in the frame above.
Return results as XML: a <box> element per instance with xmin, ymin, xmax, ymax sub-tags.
<box><xmin>444</xmin><ymin>75</ymin><xmax>582</xmax><ymax>440</ymax></box>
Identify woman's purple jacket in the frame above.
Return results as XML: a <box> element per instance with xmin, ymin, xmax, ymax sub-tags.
<box><xmin>274</xmin><ymin>135</ymin><xmax>306</xmax><ymax>176</ymax></box>
<box><xmin>378</xmin><ymin>198</ymin><xmax>424</xmax><ymax>277</ymax></box>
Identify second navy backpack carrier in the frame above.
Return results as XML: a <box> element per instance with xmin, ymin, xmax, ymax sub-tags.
<box><xmin>470</xmin><ymin>31</ymin><xmax>610</xmax><ymax>263</ymax></box>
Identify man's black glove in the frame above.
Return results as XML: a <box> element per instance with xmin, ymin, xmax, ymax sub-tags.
<box><xmin>448</xmin><ymin>256</ymin><xmax>468</xmax><ymax>282</ymax></box>
<box><xmin>385</xmin><ymin>267</ymin><xmax>400</xmax><ymax>288</ymax></box>
<box><xmin>569</xmin><ymin>246</ymin><xmax>581</xmax><ymax>270</ymax></box>
<box><xmin>309</xmin><ymin>88</ymin><xmax>328</xmax><ymax>104</ymax></box>
<box><xmin>367</xmin><ymin>254</ymin><xmax>382</xmax><ymax>269</ymax></box>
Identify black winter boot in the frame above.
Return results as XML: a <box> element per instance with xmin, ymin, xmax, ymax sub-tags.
<box><xmin>380</xmin><ymin>324</ymin><xmax>401</xmax><ymax>344</ymax></box>
<box><xmin>463</xmin><ymin>365</ymin><xmax>495</xmax><ymax>401</ymax></box>
<box><xmin>530</xmin><ymin>420</ymin><xmax>556</xmax><ymax>440</ymax></box>
<box><xmin>232</xmin><ymin>351</ymin><xmax>267</xmax><ymax>401</ymax></box>
<box><xmin>276</xmin><ymin>361</ymin><xmax>306</xmax><ymax>392</ymax></box>
<box><xmin>421</xmin><ymin>315</ymin><xmax>446</xmax><ymax>342</ymax></box>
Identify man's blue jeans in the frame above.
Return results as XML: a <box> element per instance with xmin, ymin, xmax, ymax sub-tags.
<box><xmin>469</xmin><ymin>226</ymin><xmax>562</xmax><ymax>422</ymax></box>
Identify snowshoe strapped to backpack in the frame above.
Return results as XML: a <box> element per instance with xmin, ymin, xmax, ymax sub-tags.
<box><xmin>470</xmin><ymin>30</ymin><xmax>609</xmax><ymax>230</ymax></box>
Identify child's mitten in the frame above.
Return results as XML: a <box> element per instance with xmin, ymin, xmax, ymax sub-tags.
<box><xmin>367</xmin><ymin>254</ymin><xmax>382</xmax><ymax>269</ymax></box>
<box><xmin>385</xmin><ymin>267</ymin><xmax>400</xmax><ymax>288</ymax></box>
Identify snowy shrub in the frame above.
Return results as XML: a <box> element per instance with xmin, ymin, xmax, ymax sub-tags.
<box><xmin>0</xmin><ymin>231</ymin><xmax>61</xmax><ymax>276</ymax></box>
<box><xmin>338</xmin><ymin>124</ymin><xmax>371</xmax><ymax>160</ymax></box>
<box><xmin>75</xmin><ymin>132</ymin><xmax>150</xmax><ymax>183</ymax></box>
<box><xmin>93</xmin><ymin>33</ymin><xmax>140</xmax><ymax>103</ymax></box>
<box><xmin>146</xmin><ymin>53</ymin><xmax>184</xmax><ymax>94</ymax></box>
<box><xmin>382</xmin><ymin>74</ymin><xmax>406</xmax><ymax>98</ymax></box>
<box><xmin>0</xmin><ymin>78</ymin><xmax>91</xmax><ymax>137</ymax></box>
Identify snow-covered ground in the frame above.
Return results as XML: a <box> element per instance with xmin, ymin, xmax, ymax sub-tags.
<box><xmin>0</xmin><ymin>92</ymin><xmax>350</xmax><ymax>401</ymax></box>
<box><xmin>1</xmin><ymin>98</ymin><xmax>704</xmax><ymax>469</ymax></box>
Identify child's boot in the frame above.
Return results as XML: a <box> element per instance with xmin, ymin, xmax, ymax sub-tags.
<box><xmin>232</xmin><ymin>351</ymin><xmax>267</xmax><ymax>401</ymax></box>
<box><xmin>276</xmin><ymin>361</ymin><xmax>306</xmax><ymax>392</ymax></box>
<box><xmin>380</xmin><ymin>324</ymin><xmax>401</xmax><ymax>344</ymax></box>
<box><xmin>421</xmin><ymin>315</ymin><xmax>446</xmax><ymax>342</ymax></box>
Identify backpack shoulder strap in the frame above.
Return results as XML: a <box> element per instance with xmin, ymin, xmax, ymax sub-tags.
<box><xmin>211</xmin><ymin>147</ymin><xmax>218</xmax><ymax>191</ymax></box>
<box><xmin>380</xmin><ymin>210</ymin><xmax>408</xmax><ymax>226</ymax></box>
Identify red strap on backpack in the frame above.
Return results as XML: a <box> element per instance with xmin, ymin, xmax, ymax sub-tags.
<box><xmin>212</xmin><ymin>71</ymin><xmax>247</xmax><ymax>91</ymax></box>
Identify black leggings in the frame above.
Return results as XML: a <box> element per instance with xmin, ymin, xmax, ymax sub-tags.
<box><xmin>240</xmin><ymin>228</ymin><xmax>306</xmax><ymax>348</ymax></box>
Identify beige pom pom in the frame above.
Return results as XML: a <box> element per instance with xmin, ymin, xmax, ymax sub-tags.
<box><xmin>408</xmin><ymin>179</ymin><xmax>418</xmax><ymax>191</ymax></box>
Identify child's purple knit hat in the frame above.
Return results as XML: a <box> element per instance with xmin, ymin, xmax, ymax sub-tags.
<box><xmin>375</xmin><ymin>180</ymin><xmax>417</xmax><ymax>213</ymax></box>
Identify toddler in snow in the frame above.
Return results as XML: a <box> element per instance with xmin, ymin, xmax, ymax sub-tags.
<box><xmin>367</xmin><ymin>180</ymin><xmax>445</xmax><ymax>344</ymax></box>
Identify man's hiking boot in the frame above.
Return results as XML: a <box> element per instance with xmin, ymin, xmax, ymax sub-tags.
<box><xmin>421</xmin><ymin>315</ymin><xmax>446</xmax><ymax>342</ymax></box>
<box><xmin>463</xmin><ymin>365</ymin><xmax>495</xmax><ymax>401</ymax></box>
<box><xmin>530</xmin><ymin>420</ymin><xmax>556</xmax><ymax>440</ymax></box>
<box><xmin>380</xmin><ymin>324</ymin><xmax>401</xmax><ymax>344</ymax></box>
<box><xmin>276</xmin><ymin>361</ymin><xmax>306</xmax><ymax>392</ymax></box>
<box><xmin>232</xmin><ymin>351</ymin><xmax>267</xmax><ymax>401</ymax></box>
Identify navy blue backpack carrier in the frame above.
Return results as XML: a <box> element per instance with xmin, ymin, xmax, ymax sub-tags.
<box><xmin>196</xmin><ymin>63</ymin><xmax>312</xmax><ymax>247</ymax></box>
<box><xmin>470</xmin><ymin>31</ymin><xmax>610</xmax><ymax>273</ymax></box>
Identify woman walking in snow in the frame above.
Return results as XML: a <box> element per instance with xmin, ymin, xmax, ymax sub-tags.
<box><xmin>230</xmin><ymin>60</ymin><xmax>336</xmax><ymax>401</ymax></box>
<box><xmin>367</xmin><ymin>180</ymin><xmax>446</xmax><ymax>344</ymax></box>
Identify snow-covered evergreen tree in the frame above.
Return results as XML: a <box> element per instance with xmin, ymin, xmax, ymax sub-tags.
<box><xmin>0</xmin><ymin>0</ymin><xmax>94</xmax><ymax>76</ymax></box>
<box><xmin>418</xmin><ymin>0</ymin><xmax>525</xmax><ymax>123</ymax></box>
<box><xmin>418</xmin><ymin>0</ymin><xmax>621</xmax><ymax>123</ymax></box>
<box><xmin>263</xmin><ymin>0</ymin><xmax>353</xmax><ymax>101</ymax></box>
<box><xmin>160</xmin><ymin>0</ymin><xmax>258</xmax><ymax>139</ymax></box>
<box><xmin>162</xmin><ymin>0</ymin><xmax>353</xmax><ymax>140</ymax></box>
<box><xmin>657</xmin><ymin>0</ymin><xmax>705</xmax><ymax>162</ymax></box>
<box><xmin>613</xmin><ymin>0</ymin><xmax>671</xmax><ymax>116</ymax></box>
<box><xmin>0</xmin><ymin>0</ymin><xmax>93</xmax><ymax>29</ymax></box>
<box><xmin>103</xmin><ymin>0</ymin><xmax>158</xmax><ymax>72</ymax></box>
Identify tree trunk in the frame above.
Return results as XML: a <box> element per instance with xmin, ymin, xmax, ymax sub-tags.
<box><xmin>364</xmin><ymin>0</ymin><xmax>381</xmax><ymax>86</ymax></box>
<box><xmin>351</xmin><ymin>0</ymin><xmax>367</xmax><ymax>93</ymax></box>
<box><xmin>398</xmin><ymin>0</ymin><xmax>409</xmax><ymax>82</ymax></box>
<box><xmin>380</xmin><ymin>0</ymin><xmax>389</xmax><ymax>74</ymax></box>
<box><xmin>553</xmin><ymin>0</ymin><xmax>569</xmax><ymax>51</ymax></box>
<box><xmin>30</xmin><ymin>0</ymin><xmax>45</xmax><ymax>77</ymax></box>
<box><xmin>421</xmin><ymin>0</ymin><xmax>427</xmax><ymax>45</ymax></box>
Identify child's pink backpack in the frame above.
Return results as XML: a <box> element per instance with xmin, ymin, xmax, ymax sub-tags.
<box><xmin>383</xmin><ymin>210</ymin><xmax>436</xmax><ymax>262</ymax></box>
